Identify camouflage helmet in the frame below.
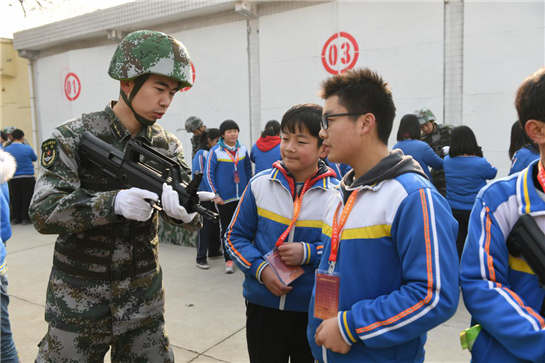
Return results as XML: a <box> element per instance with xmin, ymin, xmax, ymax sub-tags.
<box><xmin>3</xmin><ymin>126</ymin><xmax>15</xmax><ymax>134</ymax></box>
<box><xmin>185</xmin><ymin>116</ymin><xmax>204</xmax><ymax>133</ymax></box>
<box><xmin>108</xmin><ymin>30</ymin><xmax>192</xmax><ymax>90</ymax></box>
<box><xmin>414</xmin><ymin>107</ymin><xmax>436</xmax><ymax>126</ymax></box>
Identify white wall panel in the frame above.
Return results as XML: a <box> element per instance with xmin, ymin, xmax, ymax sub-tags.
<box><xmin>260</xmin><ymin>2</ymin><xmax>444</xmax><ymax>148</ymax></box>
<box><xmin>36</xmin><ymin>44</ymin><xmax>119</xmax><ymax>142</ymax></box>
<box><xmin>165</xmin><ymin>21</ymin><xmax>251</xmax><ymax>156</ymax></box>
<box><xmin>260</xmin><ymin>2</ymin><xmax>335</xmax><ymax>125</ymax></box>
<box><xmin>463</xmin><ymin>1</ymin><xmax>544</xmax><ymax>177</ymax></box>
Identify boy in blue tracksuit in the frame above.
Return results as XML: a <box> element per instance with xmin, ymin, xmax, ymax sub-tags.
<box><xmin>206</xmin><ymin>120</ymin><xmax>253</xmax><ymax>274</ymax></box>
<box><xmin>309</xmin><ymin>68</ymin><xmax>459</xmax><ymax>363</ymax></box>
<box><xmin>460</xmin><ymin>67</ymin><xmax>545</xmax><ymax>362</ymax></box>
<box><xmin>226</xmin><ymin>104</ymin><xmax>338</xmax><ymax>362</ymax></box>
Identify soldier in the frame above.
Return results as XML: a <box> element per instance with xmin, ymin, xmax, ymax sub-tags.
<box><xmin>29</xmin><ymin>30</ymin><xmax>202</xmax><ymax>362</ymax></box>
<box><xmin>185</xmin><ymin>115</ymin><xmax>206</xmax><ymax>158</ymax></box>
<box><xmin>416</xmin><ymin>107</ymin><xmax>454</xmax><ymax>196</ymax></box>
<box><xmin>3</xmin><ymin>126</ymin><xmax>30</xmax><ymax>148</ymax></box>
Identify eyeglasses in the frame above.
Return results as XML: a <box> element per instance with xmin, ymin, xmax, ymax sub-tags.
<box><xmin>320</xmin><ymin>113</ymin><xmax>367</xmax><ymax>130</ymax></box>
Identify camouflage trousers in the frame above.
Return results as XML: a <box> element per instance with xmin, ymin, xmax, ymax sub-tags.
<box><xmin>35</xmin><ymin>318</ymin><xmax>174</xmax><ymax>363</ymax></box>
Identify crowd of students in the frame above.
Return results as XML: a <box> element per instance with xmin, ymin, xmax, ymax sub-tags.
<box><xmin>186</xmin><ymin>66</ymin><xmax>545</xmax><ymax>363</ymax></box>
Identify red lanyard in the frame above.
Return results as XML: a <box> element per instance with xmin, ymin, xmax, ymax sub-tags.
<box><xmin>224</xmin><ymin>147</ymin><xmax>239</xmax><ymax>168</ymax></box>
<box><xmin>537</xmin><ymin>161</ymin><xmax>545</xmax><ymax>191</ymax></box>
<box><xmin>275</xmin><ymin>177</ymin><xmax>314</xmax><ymax>247</ymax></box>
<box><xmin>329</xmin><ymin>190</ymin><xmax>358</xmax><ymax>262</ymax></box>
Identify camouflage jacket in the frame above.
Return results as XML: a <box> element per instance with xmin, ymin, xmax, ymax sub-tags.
<box><xmin>421</xmin><ymin>123</ymin><xmax>454</xmax><ymax>196</ymax></box>
<box><xmin>29</xmin><ymin>101</ymin><xmax>201</xmax><ymax>335</ymax></box>
<box><xmin>191</xmin><ymin>133</ymin><xmax>200</xmax><ymax>158</ymax></box>
<box><xmin>421</xmin><ymin>123</ymin><xmax>454</xmax><ymax>157</ymax></box>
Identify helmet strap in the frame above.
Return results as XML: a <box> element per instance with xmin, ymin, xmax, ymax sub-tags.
<box><xmin>120</xmin><ymin>74</ymin><xmax>156</xmax><ymax>127</ymax></box>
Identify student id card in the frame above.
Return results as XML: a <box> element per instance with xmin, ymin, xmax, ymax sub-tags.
<box><xmin>264</xmin><ymin>249</ymin><xmax>305</xmax><ymax>286</ymax></box>
<box><xmin>314</xmin><ymin>269</ymin><xmax>340</xmax><ymax>320</ymax></box>
<box><xmin>233</xmin><ymin>170</ymin><xmax>240</xmax><ymax>183</ymax></box>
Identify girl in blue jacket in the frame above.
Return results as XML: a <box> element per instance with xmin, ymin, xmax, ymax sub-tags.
<box><xmin>206</xmin><ymin>120</ymin><xmax>253</xmax><ymax>274</ymax></box>
<box><xmin>444</xmin><ymin>125</ymin><xmax>497</xmax><ymax>259</ymax></box>
<box><xmin>250</xmin><ymin>120</ymin><xmax>281</xmax><ymax>174</ymax></box>
<box><xmin>508</xmin><ymin>120</ymin><xmax>540</xmax><ymax>175</ymax></box>
<box><xmin>393</xmin><ymin>114</ymin><xmax>443</xmax><ymax>181</ymax></box>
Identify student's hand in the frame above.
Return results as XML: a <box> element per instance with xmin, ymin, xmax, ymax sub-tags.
<box><xmin>278</xmin><ymin>243</ymin><xmax>304</xmax><ymax>266</ymax></box>
<box><xmin>261</xmin><ymin>266</ymin><xmax>293</xmax><ymax>296</ymax></box>
<box><xmin>315</xmin><ymin>317</ymin><xmax>352</xmax><ymax>354</ymax></box>
<box><xmin>214</xmin><ymin>196</ymin><xmax>225</xmax><ymax>205</ymax></box>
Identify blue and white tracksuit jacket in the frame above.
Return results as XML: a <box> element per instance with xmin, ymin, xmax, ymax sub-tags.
<box><xmin>225</xmin><ymin>162</ymin><xmax>338</xmax><ymax>312</ymax></box>
<box><xmin>205</xmin><ymin>141</ymin><xmax>252</xmax><ymax>203</ymax></box>
<box><xmin>192</xmin><ymin>149</ymin><xmax>210</xmax><ymax>192</ymax></box>
<box><xmin>460</xmin><ymin>159</ymin><xmax>545</xmax><ymax>363</ymax></box>
<box><xmin>509</xmin><ymin>145</ymin><xmax>540</xmax><ymax>176</ymax></box>
<box><xmin>308</xmin><ymin>162</ymin><xmax>459</xmax><ymax>362</ymax></box>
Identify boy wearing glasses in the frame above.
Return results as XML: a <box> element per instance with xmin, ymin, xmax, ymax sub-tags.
<box><xmin>226</xmin><ymin>104</ymin><xmax>338</xmax><ymax>362</ymax></box>
<box><xmin>308</xmin><ymin>68</ymin><xmax>460</xmax><ymax>362</ymax></box>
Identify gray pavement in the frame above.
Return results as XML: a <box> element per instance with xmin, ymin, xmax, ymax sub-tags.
<box><xmin>6</xmin><ymin>224</ymin><xmax>471</xmax><ymax>362</ymax></box>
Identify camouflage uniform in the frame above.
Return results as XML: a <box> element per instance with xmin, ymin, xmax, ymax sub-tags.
<box><xmin>185</xmin><ymin>116</ymin><xmax>204</xmax><ymax>158</ymax></box>
<box><xmin>30</xmin><ymin>102</ymin><xmax>201</xmax><ymax>361</ymax></box>
<box><xmin>415</xmin><ymin>108</ymin><xmax>454</xmax><ymax>196</ymax></box>
<box><xmin>3</xmin><ymin>126</ymin><xmax>30</xmax><ymax>147</ymax></box>
<box><xmin>30</xmin><ymin>30</ymin><xmax>198</xmax><ymax>362</ymax></box>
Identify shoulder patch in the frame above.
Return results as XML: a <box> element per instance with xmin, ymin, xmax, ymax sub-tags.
<box><xmin>41</xmin><ymin>139</ymin><xmax>58</xmax><ymax>168</ymax></box>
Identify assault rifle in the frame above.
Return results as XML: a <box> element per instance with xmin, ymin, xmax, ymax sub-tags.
<box><xmin>507</xmin><ymin>214</ymin><xmax>545</xmax><ymax>288</ymax></box>
<box><xmin>78</xmin><ymin>131</ymin><xmax>217</xmax><ymax>220</ymax></box>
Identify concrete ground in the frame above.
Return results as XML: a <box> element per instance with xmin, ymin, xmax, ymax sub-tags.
<box><xmin>6</xmin><ymin>224</ymin><xmax>472</xmax><ymax>362</ymax></box>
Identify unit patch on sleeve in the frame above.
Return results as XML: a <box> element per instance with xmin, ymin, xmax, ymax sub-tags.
<box><xmin>41</xmin><ymin>139</ymin><xmax>58</xmax><ymax>168</ymax></box>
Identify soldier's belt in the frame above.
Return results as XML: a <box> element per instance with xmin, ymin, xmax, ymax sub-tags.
<box><xmin>53</xmin><ymin>258</ymin><xmax>157</xmax><ymax>281</ymax></box>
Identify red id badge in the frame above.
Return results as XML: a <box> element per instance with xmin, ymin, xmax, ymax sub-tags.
<box><xmin>314</xmin><ymin>270</ymin><xmax>340</xmax><ymax>320</ymax></box>
<box><xmin>264</xmin><ymin>249</ymin><xmax>305</xmax><ymax>286</ymax></box>
<box><xmin>233</xmin><ymin>170</ymin><xmax>240</xmax><ymax>183</ymax></box>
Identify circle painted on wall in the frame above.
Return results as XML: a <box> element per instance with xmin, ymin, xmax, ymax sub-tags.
<box><xmin>64</xmin><ymin>72</ymin><xmax>81</xmax><ymax>101</ymax></box>
<box><xmin>321</xmin><ymin>32</ymin><xmax>359</xmax><ymax>75</ymax></box>
<box><xmin>180</xmin><ymin>62</ymin><xmax>196</xmax><ymax>92</ymax></box>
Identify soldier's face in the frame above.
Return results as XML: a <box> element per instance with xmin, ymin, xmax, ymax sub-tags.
<box><xmin>421</xmin><ymin>121</ymin><xmax>435</xmax><ymax>135</ymax></box>
<box><xmin>130</xmin><ymin>74</ymin><xmax>179</xmax><ymax>121</ymax></box>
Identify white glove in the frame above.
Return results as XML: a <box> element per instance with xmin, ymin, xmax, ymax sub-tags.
<box><xmin>161</xmin><ymin>183</ymin><xmax>198</xmax><ymax>223</ymax></box>
<box><xmin>115</xmin><ymin>188</ymin><xmax>158</xmax><ymax>222</ymax></box>
<box><xmin>197</xmin><ymin>191</ymin><xmax>216</xmax><ymax>202</ymax></box>
<box><xmin>442</xmin><ymin>146</ymin><xmax>450</xmax><ymax>155</ymax></box>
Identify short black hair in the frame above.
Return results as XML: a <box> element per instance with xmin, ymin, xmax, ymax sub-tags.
<box><xmin>320</xmin><ymin>68</ymin><xmax>396</xmax><ymax>145</ymax></box>
<box><xmin>261</xmin><ymin>120</ymin><xmax>281</xmax><ymax>138</ymax></box>
<box><xmin>0</xmin><ymin>131</ymin><xmax>6</xmax><ymax>141</ymax></box>
<box><xmin>219</xmin><ymin>120</ymin><xmax>240</xmax><ymax>136</ymax></box>
<box><xmin>516</xmin><ymin>67</ymin><xmax>545</xmax><ymax>129</ymax></box>
<box><xmin>281</xmin><ymin>103</ymin><xmax>324</xmax><ymax>147</ymax></box>
<box><xmin>509</xmin><ymin>120</ymin><xmax>538</xmax><ymax>159</ymax></box>
<box><xmin>449</xmin><ymin>125</ymin><xmax>483</xmax><ymax>158</ymax></box>
<box><xmin>396</xmin><ymin>114</ymin><xmax>421</xmax><ymax>141</ymax></box>
<box><xmin>11</xmin><ymin>129</ymin><xmax>24</xmax><ymax>141</ymax></box>
<box><xmin>198</xmin><ymin>128</ymin><xmax>220</xmax><ymax>151</ymax></box>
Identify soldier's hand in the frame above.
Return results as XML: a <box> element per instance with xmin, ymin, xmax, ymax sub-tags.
<box><xmin>161</xmin><ymin>183</ymin><xmax>198</xmax><ymax>223</ymax></box>
<box><xmin>197</xmin><ymin>191</ymin><xmax>216</xmax><ymax>202</ymax></box>
<box><xmin>115</xmin><ymin>188</ymin><xmax>158</xmax><ymax>222</ymax></box>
